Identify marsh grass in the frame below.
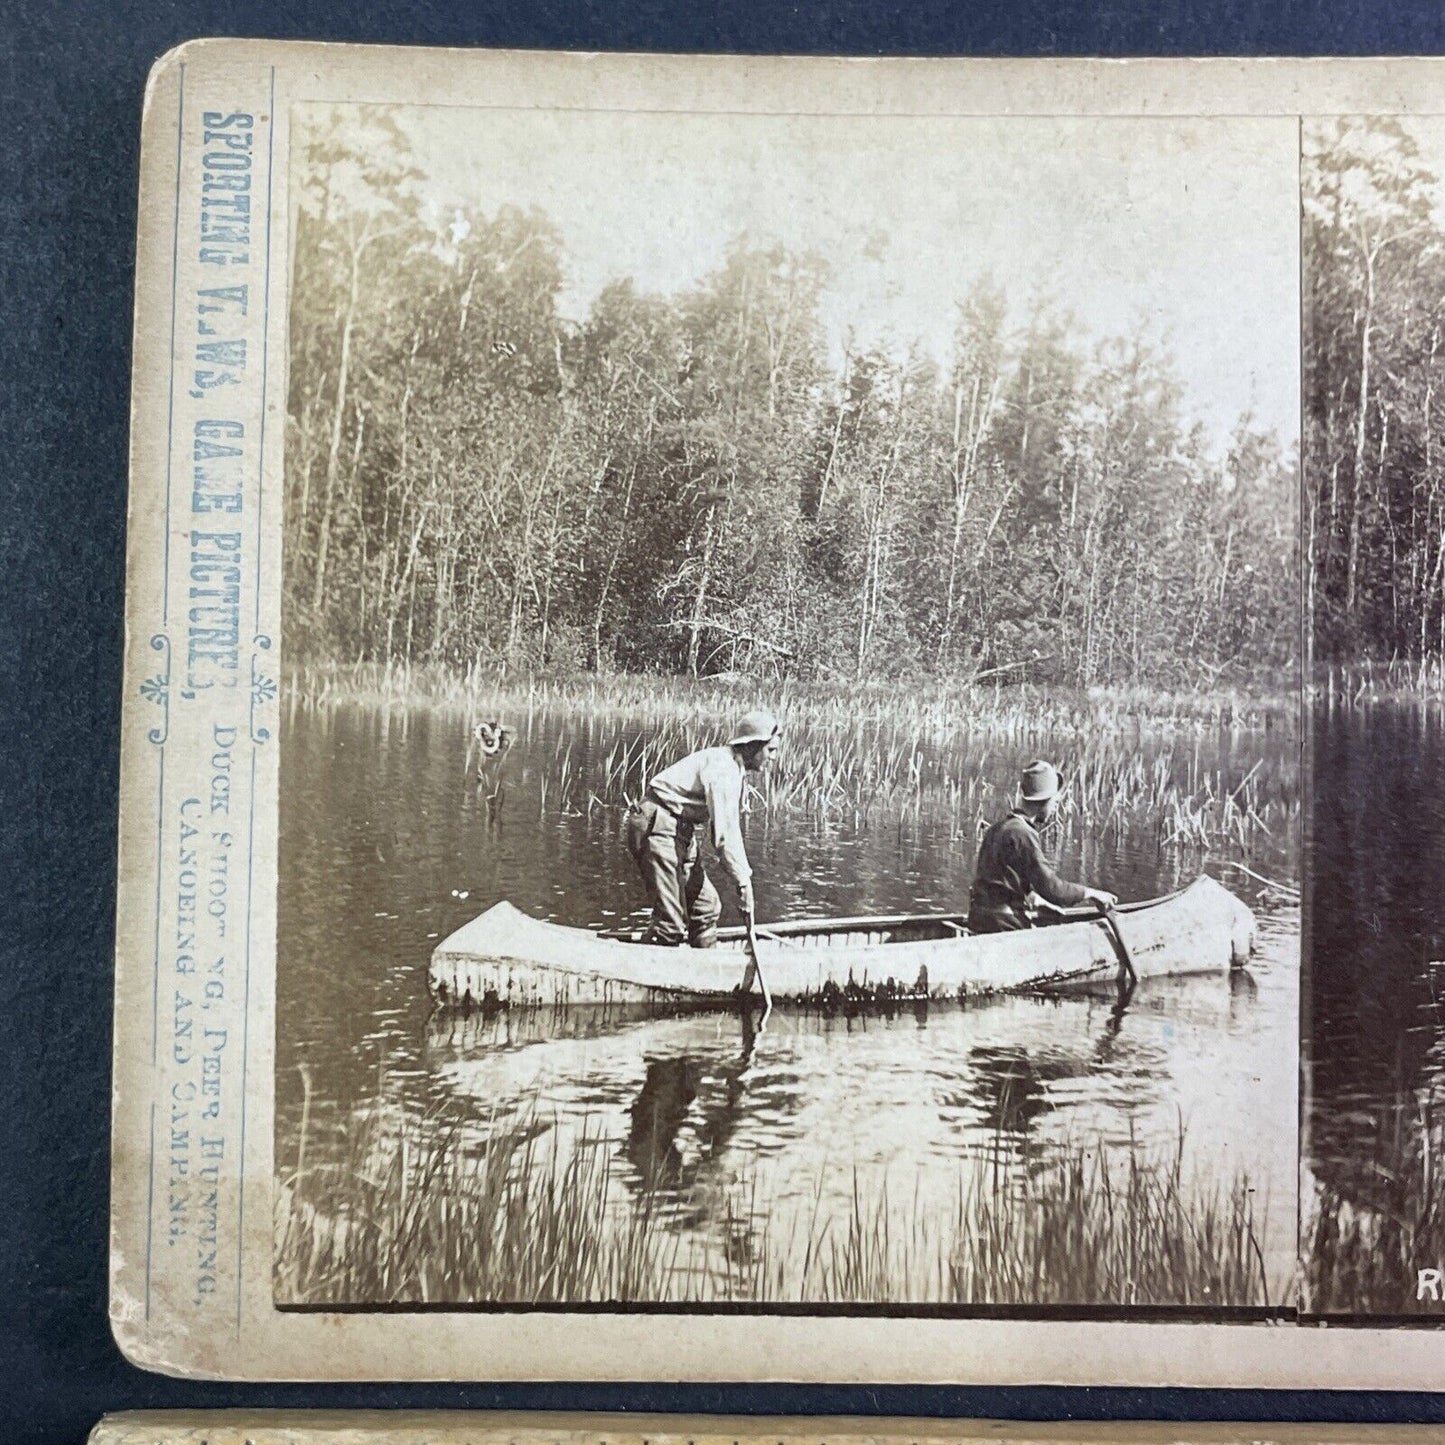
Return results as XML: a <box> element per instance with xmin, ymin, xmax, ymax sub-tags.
<box><xmin>288</xmin><ymin>662</ymin><xmax>1298</xmax><ymax>852</ymax></box>
<box><xmin>290</xmin><ymin>660</ymin><xmax>1294</xmax><ymax>735</ymax></box>
<box><xmin>1305</xmin><ymin>1093</ymin><xmax>1445</xmax><ymax>1315</ymax></box>
<box><xmin>275</xmin><ymin>1101</ymin><xmax>1276</xmax><ymax>1309</ymax></box>
<box><xmin>591</xmin><ymin>725</ymin><xmax>1292</xmax><ymax>850</ymax></box>
<box><xmin>1313</xmin><ymin>658</ymin><xmax>1445</xmax><ymax>706</ymax></box>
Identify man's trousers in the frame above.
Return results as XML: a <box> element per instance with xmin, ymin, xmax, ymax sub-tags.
<box><xmin>625</xmin><ymin>799</ymin><xmax>721</xmax><ymax>947</ymax></box>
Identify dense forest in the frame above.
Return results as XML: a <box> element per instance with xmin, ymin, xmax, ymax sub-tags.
<box><xmin>284</xmin><ymin>109</ymin><xmax>1297</xmax><ymax>689</ymax></box>
<box><xmin>1305</xmin><ymin>118</ymin><xmax>1445</xmax><ymax>668</ymax></box>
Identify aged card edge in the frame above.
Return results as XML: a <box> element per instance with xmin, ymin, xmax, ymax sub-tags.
<box><xmin>81</xmin><ymin>1413</ymin><xmax>1445</xmax><ymax>1444</ymax></box>
<box><xmin>108</xmin><ymin>36</ymin><xmax>1445</xmax><ymax>1387</ymax></box>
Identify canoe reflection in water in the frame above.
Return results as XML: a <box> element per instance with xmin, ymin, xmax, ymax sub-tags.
<box><xmin>621</xmin><ymin>995</ymin><xmax>938</xmax><ymax>1209</ymax></box>
<box><xmin>396</xmin><ymin>946</ymin><xmax>1293</xmax><ymax>1305</ymax></box>
<box><xmin>620</xmin><ymin>978</ymin><xmax>1147</xmax><ymax>1230</ymax></box>
<box><xmin>961</xmin><ymin>981</ymin><xmax>1135</xmax><ymax>1137</ymax></box>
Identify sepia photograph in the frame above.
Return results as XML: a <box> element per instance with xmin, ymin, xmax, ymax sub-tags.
<box><xmin>1302</xmin><ymin>115</ymin><xmax>1445</xmax><ymax>1318</ymax></box>
<box><xmin>111</xmin><ymin>39</ymin><xmax>1445</xmax><ymax>1385</ymax></box>
<box><xmin>267</xmin><ymin>100</ymin><xmax>1303</xmax><ymax>1314</ymax></box>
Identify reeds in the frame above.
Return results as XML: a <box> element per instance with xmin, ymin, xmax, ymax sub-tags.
<box><xmin>288</xmin><ymin>660</ymin><xmax>1295</xmax><ymax>736</ymax></box>
<box><xmin>288</xmin><ymin>662</ymin><xmax>1298</xmax><ymax>852</ymax></box>
<box><xmin>590</xmin><ymin>724</ymin><xmax>1291</xmax><ymax>852</ymax></box>
<box><xmin>275</xmin><ymin>1102</ymin><xmax>1277</xmax><ymax>1309</ymax></box>
<box><xmin>1312</xmin><ymin>657</ymin><xmax>1445</xmax><ymax>707</ymax></box>
<box><xmin>1304</xmin><ymin>1089</ymin><xmax>1445</xmax><ymax>1316</ymax></box>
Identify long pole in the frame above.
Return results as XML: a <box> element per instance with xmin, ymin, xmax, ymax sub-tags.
<box><xmin>743</xmin><ymin>910</ymin><xmax>772</xmax><ymax>1018</ymax></box>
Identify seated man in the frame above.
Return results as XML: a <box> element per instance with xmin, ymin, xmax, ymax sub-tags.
<box><xmin>625</xmin><ymin>710</ymin><xmax>781</xmax><ymax>948</ymax></box>
<box><xmin>969</xmin><ymin>760</ymin><xmax>1117</xmax><ymax>934</ymax></box>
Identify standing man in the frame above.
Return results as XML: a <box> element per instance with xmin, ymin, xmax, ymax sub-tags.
<box><xmin>626</xmin><ymin>710</ymin><xmax>782</xmax><ymax>948</ymax></box>
<box><xmin>969</xmin><ymin>760</ymin><xmax>1117</xmax><ymax>934</ymax></box>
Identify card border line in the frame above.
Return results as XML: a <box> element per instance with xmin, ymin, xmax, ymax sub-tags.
<box><xmin>237</xmin><ymin>65</ymin><xmax>277</xmax><ymax>1333</ymax></box>
<box><xmin>143</xmin><ymin>62</ymin><xmax>186</xmax><ymax>1319</ymax></box>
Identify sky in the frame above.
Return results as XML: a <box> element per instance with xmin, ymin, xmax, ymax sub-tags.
<box><xmin>317</xmin><ymin>105</ymin><xmax>1302</xmax><ymax>455</ymax></box>
<box><xmin>1306</xmin><ymin>113</ymin><xmax>1445</xmax><ymax>228</ymax></box>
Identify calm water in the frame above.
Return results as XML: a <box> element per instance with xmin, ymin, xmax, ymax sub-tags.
<box><xmin>1305</xmin><ymin>701</ymin><xmax>1445</xmax><ymax>1311</ymax></box>
<box><xmin>276</xmin><ymin>702</ymin><xmax>1301</xmax><ymax>1305</ymax></box>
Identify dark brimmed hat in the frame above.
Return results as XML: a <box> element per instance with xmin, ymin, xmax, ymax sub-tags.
<box><xmin>1020</xmin><ymin>760</ymin><xmax>1062</xmax><ymax>802</ymax></box>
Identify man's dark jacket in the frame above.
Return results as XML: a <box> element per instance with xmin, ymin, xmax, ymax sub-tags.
<box><xmin>969</xmin><ymin>811</ymin><xmax>1087</xmax><ymax>932</ymax></box>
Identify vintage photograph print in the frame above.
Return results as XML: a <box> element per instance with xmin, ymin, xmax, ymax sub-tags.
<box><xmin>1302</xmin><ymin>116</ymin><xmax>1445</xmax><ymax>1319</ymax></box>
<box><xmin>271</xmin><ymin>103</ymin><xmax>1301</xmax><ymax>1312</ymax></box>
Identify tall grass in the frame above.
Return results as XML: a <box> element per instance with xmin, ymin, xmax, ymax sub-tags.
<box><xmin>1305</xmin><ymin>1092</ymin><xmax>1445</xmax><ymax>1315</ymax></box>
<box><xmin>287</xmin><ymin>663</ymin><xmax>1298</xmax><ymax>853</ymax></box>
<box><xmin>587</xmin><ymin>723</ymin><xmax>1293</xmax><ymax>849</ymax></box>
<box><xmin>289</xmin><ymin>660</ymin><xmax>1295</xmax><ymax>736</ymax></box>
<box><xmin>275</xmin><ymin>1101</ymin><xmax>1277</xmax><ymax>1309</ymax></box>
<box><xmin>1312</xmin><ymin>657</ymin><xmax>1445</xmax><ymax>706</ymax></box>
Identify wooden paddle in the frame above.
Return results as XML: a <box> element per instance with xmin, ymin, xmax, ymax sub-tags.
<box><xmin>743</xmin><ymin>909</ymin><xmax>773</xmax><ymax>1018</ymax></box>
<box><xmin>1098</xmin><ymin>903</ymin><xmax>1137</xmax><ymax>987</ymax></box>
<box><xmin>1038</xmin><ymin>894</ymin><xmax>1134</xmax><ymax>982</ymax></box>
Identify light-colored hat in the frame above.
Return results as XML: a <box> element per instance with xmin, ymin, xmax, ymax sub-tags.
<box><xmin>730</xmin><ymin>709</ymin><xmax>782</xmax><ymax>747</ymax></box>
<box><xmin>1020</xmin><ymin>760</ymin><xmax>1061</xmax><ymax>802</ymax></box>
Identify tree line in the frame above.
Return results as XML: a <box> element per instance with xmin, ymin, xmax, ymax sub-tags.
<box><xmin>1305</xmin><ymin>117</ymin><xmax>1445</xmax><ymax>668</ymax></box>
<box><xmin>284</xmin><ymin>109</ymin><xmax>1296</xmax><ymax>689</ymax></box>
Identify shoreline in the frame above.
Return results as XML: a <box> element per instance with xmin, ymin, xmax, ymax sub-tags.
<box><xmin>1308</xmin><ymin>658</ymin><xmax>1445</xmax><ymax>707</ymax></box>
<box><xmin>285</xmin><ymin>659</ymin><xmax>1300</xmax><ymax>736</ymax></box>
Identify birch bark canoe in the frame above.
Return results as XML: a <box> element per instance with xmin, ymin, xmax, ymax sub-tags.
<box><xmin>429</xmin><ymin>875</ymin><xmax>1255</xmax><ymax>1011</ymax></box>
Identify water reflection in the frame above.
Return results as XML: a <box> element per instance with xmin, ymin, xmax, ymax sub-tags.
<box><xmin>623</xmin><ymin>1009</ymin><xmax>759</xmax><ymax>1255</ymax></box>
<box><xmin>958</xmin><ymin>980</ymin><xmax>1135</xmax><ymax>1138</ymax></box>
<box><xmin>1307</xmin><ymin>704</ymin><xmax>1445</xmax><ymax>1209</ymax></box>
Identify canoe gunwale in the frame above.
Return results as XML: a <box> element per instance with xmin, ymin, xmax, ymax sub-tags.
<box><xmin>594</xmin><ymin>885</ymin><xmax>1193</xmax><ymax>945</ymax></box>
<box><xmin>428</xmin><ymin>876</ymin><xmax>1256</xmax><ymax>1012</ymax></box>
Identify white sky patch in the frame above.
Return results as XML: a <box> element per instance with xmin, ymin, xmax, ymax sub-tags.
<box><xmin>354</xmin><ymin>106</ymin><xmax>1301</xmax><ymax>455</ymax></box>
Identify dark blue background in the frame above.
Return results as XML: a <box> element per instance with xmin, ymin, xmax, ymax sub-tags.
<box><xmin>7</xmin><ymin>3</ymin><xmax>1445</xmax><ymax>1441</ymax></box>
